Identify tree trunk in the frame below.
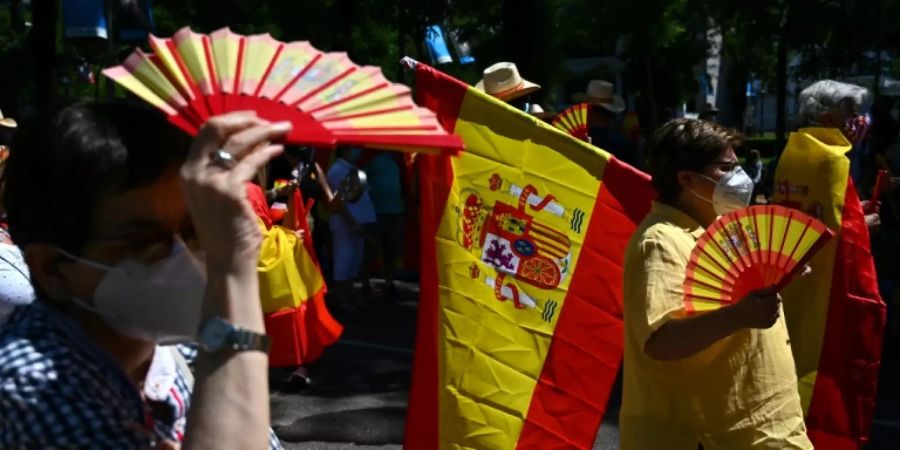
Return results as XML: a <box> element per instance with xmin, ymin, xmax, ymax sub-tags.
<box><xmin>726</xmin><ymin>62</ymin><xmax>749</xmax><ymax>132</ymax></box>
<box><xmin>776</xmin><ymin>38</ymin><xmax>787</xmax><ymax>152</ymax></box>
<box><xmin>645</xmin><ymin>54</ymin><xmax>659</xmax><ymax>129</ymax></box>
<box><xmin>10</xmin><ymin>0</ymin><xmax>25</xmax><ymax>33</ymax></box>
<box><xmin>775</xmin><ymin>1</ymin><xmax>792</xmax><ymax>154</ymax></box>
<box><xmin>873</xmin><ymin>49</ymin><xmax>883</xmax><ymax>97</ymax></box>
<box><xmin>32</xmin><ymin>0</ymin><xmax>61</xmax><ymax>108</ymax></box>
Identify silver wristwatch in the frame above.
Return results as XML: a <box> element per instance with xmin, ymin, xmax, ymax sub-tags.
<box><xmin>198</xmin><ymin>315</ymin><xmax>270</xmax><ymax>354</ymax></box>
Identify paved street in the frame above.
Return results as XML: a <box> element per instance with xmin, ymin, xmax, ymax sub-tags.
<box><xmin>271</xmin><ymin>280</ymin><xmax>900</xmax><ymax>449</ymax></box>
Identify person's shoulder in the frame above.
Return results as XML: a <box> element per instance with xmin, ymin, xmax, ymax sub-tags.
<box><xmin>633</xmin><ymin>217</ymin><xmax>686</xmax><ymax>246</ymax></box>
<box><xmin>626</xmin><ymin>216</ymin><xmax>692</xmax><ymax>261</ymax></box>
<box><xmin>0</xmin><ymin>306</ymin><xmax>146</xmax><ymax>449</ymax></box>
<box><xmin>0</xmin><ymin>305</ymin><xmax>83</xmax><ymax>390</ymax></box>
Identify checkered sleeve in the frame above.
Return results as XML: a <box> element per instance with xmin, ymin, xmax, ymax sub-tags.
<box><xmin>175</xmin><ymin>343</ymin><xmax>198</xmax><ymax>369</ymax></box>
<box><xmin>0</xmin><ymin>338</ymin><xmax>151</xmax><ymax>449</ymax></box>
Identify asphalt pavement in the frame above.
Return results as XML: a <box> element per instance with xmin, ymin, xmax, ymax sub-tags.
<box><xmin>271</xmin><ymin>280</ymin><xmax>900</xmax><ymax>449</ymax></box>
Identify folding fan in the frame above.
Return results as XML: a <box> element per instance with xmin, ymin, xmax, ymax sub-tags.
<box><xmin>103</xmin><ymin>27</ymin><xmax>463</xmax><ymax>154</ymax></box>
<box><xmin>552</xmin><ymin>103</ymin><xmax>589</xmax><ymax>141</ymax></box>
<box><xmin>683</xmin><ymin>205</ymin><xmax>835</xmax><ymax>313</ymax></box>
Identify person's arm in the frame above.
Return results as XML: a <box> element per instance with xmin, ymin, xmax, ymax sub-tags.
<box><xmin>644</xmin><ymin>288</ymin><xmax>781</xmax><ymax>361</ymax></box>
<box><xmin>315</xmin><ymin>163</ymin><xmax>346</xmax><ymax>213</ymax></box>
<box><xmin>178</xmin><ymin>112</ymin><xmax>291</xmax><ymax>450</ymax></box>
<box><xmin>631</xmin><ymin>236</ymin><xmax>782</xmax><ymax>362</ymax></box>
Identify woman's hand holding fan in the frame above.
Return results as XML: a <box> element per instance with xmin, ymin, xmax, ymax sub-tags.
<box><xmin>683</xmin><ymin>205</ymin><xmax>834</xmax><ymax>314</ymax></box>
<box><xmin>729</xmin><ymin>287</ymin><xmax>783</xmax><ymax>329</ymax></box>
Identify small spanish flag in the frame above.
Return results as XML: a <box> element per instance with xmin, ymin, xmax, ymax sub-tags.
<box><xmin>406</xmin><ymin>62</ymin><xmax>654</xmax><ymax>449</ymax></box>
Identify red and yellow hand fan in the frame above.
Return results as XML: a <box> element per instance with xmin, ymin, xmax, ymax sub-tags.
<box><xmin>683</xmin><ymin>205</ymin><xmax>834</xmax><ymax>313</ymax></box>
<box><xmin>103</xmin><ymin>27</ymin><xmax>463</xmax><ymax>155</ymax></box>
<box><xmin>552</xmin><ymin>103</ymin><xmax>589</xmax><ymax>141</ymax></box>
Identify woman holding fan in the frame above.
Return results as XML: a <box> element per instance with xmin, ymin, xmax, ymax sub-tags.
<box><xmin>619</xmin><ymin>119</ymin><xmax>811</xmax><ymax>449</ymax></box>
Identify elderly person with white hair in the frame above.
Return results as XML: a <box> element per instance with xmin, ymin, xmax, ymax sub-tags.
<box><xmin>771</xmin><ymin>80</ymin><xmax>885</xmax><ymax>449</ymax></box>
<box><xmin>796</xmin><ymin>80</ymin><xmax>870</xmax><ymax>133</ymax></box>
<box><xmin>795</xmin><ymin>80</ymin><xmax>879</xmax><ymax>228</ymax></box>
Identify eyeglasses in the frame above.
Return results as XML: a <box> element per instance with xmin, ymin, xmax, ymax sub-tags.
<box><xmin>707</xmin><ymin>160</ymin><xmax>739</xmax><ymax>172</ymax></box>
<box><xmin>85</xmin><ymin>221</ymin><xmax>198</xmax><ymax>264</ymax></box>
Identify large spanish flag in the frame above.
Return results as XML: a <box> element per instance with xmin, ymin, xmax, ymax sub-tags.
<box><xmin>772</xmin><ymin>127</ymin><xmax>886</xmax><ymax>449</ymax></box>
<box><xmin>405</xmin><ymin>63</ymin><xmax>654</xmax><ymax>449</ymax></box>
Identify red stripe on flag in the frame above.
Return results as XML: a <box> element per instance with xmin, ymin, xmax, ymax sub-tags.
<box><xmin>517</xmin><ymin>158</ymin><xmax>653</xmax><ymax>449</ymax></box>
<box><xmin>404</xmin><ymin>63</ymin><xmax>468</xmax><ymax>450</ymax></box>
<box><xmin>805</xmin><ymin>179</ymin><xmax>885</xmax><ymax>448</ymax></box>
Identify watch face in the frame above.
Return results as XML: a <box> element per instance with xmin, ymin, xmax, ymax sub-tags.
<box><xmin>200</xmin><ymin>317</ymin><xmax>230</xmax><ymax>352</ymax></box>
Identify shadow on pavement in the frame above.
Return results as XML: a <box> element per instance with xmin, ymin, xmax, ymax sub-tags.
<box><xmin>272</xmin><ymin>280</ymin><xmax>416</xmax><ymax>446</ymax></box>
<box><xmin>276</xmin><ymin>407</ymin><xmax>407</xmax><ymax>444</ymax></box>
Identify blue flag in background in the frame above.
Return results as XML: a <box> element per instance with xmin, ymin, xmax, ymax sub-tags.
<box><xmin>62</xmin><ymin>0</ymin><xmax>108</xmax><ymax>38</ymax></box>
<box><xmin>425</xmin><ymin>25</ymin><xmax>453</xmax><ymax>65</ymax></box>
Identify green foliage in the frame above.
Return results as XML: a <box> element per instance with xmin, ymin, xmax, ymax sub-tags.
<box><xmin>0</xmin><ymin>0</ymin><xmax>898</xmax><ymax>122</ymax></box>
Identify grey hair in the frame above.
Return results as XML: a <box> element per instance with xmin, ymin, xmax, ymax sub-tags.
<box><xmin>796</xmin><ymin>80</ymin><xmax>870</xmax><ymax>127</ymax></box>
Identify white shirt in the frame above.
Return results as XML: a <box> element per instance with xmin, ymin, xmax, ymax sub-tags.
<box><xmin>0</xmin><ymin>243</ymin><xmax>35</xmax><ymax>327</ymax></box>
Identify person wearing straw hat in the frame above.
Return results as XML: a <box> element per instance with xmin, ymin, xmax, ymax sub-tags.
<box><xmin>475</xmin><ymin>62</ymin><xmax>541</xmax><ymax>110</ymax></box>
<box><xmin>0</xmin><ymin>109</ymin><xmax>16</xmax><ymax>162</ymax></box>
<box><xmin>0</xmin><ymin>109</ymin><xmax>15</xmax><ymax>128</ymax></box>
<box><xmin>575</xmin><ymin>80</ymin><xmax>640</xmax><ymax>168</ymax></box>
<box><xmin>0</xmin><ymin>109</ymin><xmax>35</xmax><ymax>330</ymax></box>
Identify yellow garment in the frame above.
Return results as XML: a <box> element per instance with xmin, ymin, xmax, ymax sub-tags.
<box><xmin>771</xmin><ymin>127</ymin><xmax>850</xmax><ymax>411</ymax></box>
<box><xmin>257</xmin><ymin>222</ymin><xmax>324</xmax><ymax>314</ymax></box>
<box><xmin>620</xmin><ymin>202</ymin><xmax>811</xmax><ymax>450</ymax></box>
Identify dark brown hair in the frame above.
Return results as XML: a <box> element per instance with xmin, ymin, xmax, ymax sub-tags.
<box><xmin>645</xmin><ymin>118</ymin><xmax>743</xmax><ymax>203</ymax></box>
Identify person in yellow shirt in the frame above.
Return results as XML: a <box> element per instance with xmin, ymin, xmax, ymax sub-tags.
<box><xmin>620</xmin><ymin>118</ymin><xmax>812</xmax><ymax>449</ymax></box>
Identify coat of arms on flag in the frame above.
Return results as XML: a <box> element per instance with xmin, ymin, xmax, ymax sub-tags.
<box><xmin>405</xmin><ymin>61</ymin><xmax>655</xmax><ymax>449</ymax></box>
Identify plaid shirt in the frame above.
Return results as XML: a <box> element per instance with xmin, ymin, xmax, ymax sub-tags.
<box><xmin>0</xmin><ymin>302</ymin><xmax>283</xmax><ymax>449</ymax></box>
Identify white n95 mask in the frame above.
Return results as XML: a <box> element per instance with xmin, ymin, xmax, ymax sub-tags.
<box><xmin>61</xmin><ymin>238</ymin><xmax>206</xmax><ymax>344</ymax></box>
<box><xmin>691</xmin><ymin>166</ymin><xmax>755</xmax><ymax>215</ymax></box>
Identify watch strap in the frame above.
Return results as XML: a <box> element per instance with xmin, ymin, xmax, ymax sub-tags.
<box><xmin>231</xmin><ymin>328</ymin><xmax>270</xmax><ymax>353</ymax></box>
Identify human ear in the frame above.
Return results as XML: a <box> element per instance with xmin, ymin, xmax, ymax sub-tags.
<box><xmin>677</xmin><ymin>170</ymin><xmax>700</xmax><ymax>191</ymax></box>
<box><xmin>23</xmin><ymin>244</ymin><xmax>73</xmax><ymax>302</ymax></box>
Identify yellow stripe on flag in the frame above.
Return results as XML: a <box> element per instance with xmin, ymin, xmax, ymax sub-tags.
<box><xmin>434</xmin><ymin>89</ymin><xmax>608</xmax><ymax>449</ymax></box>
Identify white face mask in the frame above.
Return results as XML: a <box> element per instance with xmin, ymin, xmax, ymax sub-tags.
<box><xmin>60</xmin><ymin>238</ymin><xmax>207</xmax><ymax>344</ymax></box>
<box><xmin>690</xmin><ymin>166</ymin><xmax>755</xmax><ymax>215</ymax></box>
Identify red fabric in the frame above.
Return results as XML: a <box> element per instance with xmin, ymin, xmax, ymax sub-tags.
<box><xmin>291</xmin><ymin>189</ymin><xmax>322</xmax><ymax>267</ymax></box>
<box><xmin>264</xmin><ymin>287</ymin><xmax>342</xmax><ymax>367</ymax></box>
<box><xmin>246</xmin><ymin>182</ymin><xmax>273</xmax><ymax>229</ymax></box>
<box><xmin>249</xmin><ymin>182</ymin><xmax>340</xmax><ymax>367</ymax></box>
<box><xmin>806</xmin><ymin>179</ymin><xmax>886</xmax><ymax>449</ymax></box>
<box><xmin>517</xmin><ymin>158</ymin><xmax>653</xmax><ymax>449</ymax></box>
<box><xmin>404</xmin><ymin>63</ymin><xmax>467</xmax><ymax>450</ymax></box>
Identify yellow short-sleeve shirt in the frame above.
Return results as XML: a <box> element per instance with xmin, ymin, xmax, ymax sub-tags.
<box><xmin>619</xmin><ymin>202</ymin><xmax>812</xmax><ymax>450</ymax></box>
